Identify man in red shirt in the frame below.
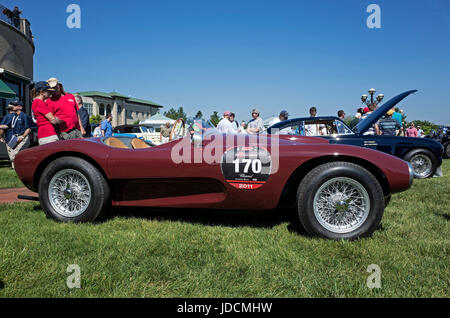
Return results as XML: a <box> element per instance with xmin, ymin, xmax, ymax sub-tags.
<box><xmin>46</xmin><ymin>78</ymin><xmax>85</xmax><ymax>139</ymax></box>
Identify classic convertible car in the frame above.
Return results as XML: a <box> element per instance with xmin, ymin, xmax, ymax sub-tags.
<box><xmin>14</xmin><ymin>121</ymin><xmax>413</xmax><ymax>240</ymax></box>
<box><xmin>267</xmin><ymin>90</ymin><xmax>444</xmax><ymax>178</ymax></box>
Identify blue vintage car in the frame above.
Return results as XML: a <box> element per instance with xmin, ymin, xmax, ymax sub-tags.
<box><xmin>267</xmin><ymin>90</ymin><xmax>444</xmax><ymax>178</ymax></box>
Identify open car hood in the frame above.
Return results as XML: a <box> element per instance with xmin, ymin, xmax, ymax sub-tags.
<box><xmin>354</xmin><ymin>90</ymin><xmax>417</xmax><ymax>134</ymax></box>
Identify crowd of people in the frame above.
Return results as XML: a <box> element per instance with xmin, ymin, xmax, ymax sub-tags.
<box><xmin>214</xmin><ymin>102</ymin><xmax>424</xmax><ymax>139</ymax></box>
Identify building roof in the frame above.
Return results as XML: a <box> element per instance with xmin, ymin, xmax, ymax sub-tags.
<box><xmin>140</xmin><ymin>113</ymin><xmax>176</xmax><ymax>125</ymax></box>
<box><xmin>77</xmin><ymin>91</ymin><xmax>163</xmax><ymax>108</ymax></box>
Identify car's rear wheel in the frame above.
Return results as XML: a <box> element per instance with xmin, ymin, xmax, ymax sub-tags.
<box><xmin>38</xmin><ymin>157</ymin><xmax>110</xmax><ymax>222</ymax></box>
<box><xmin>443</xmin><ymin>142</ymin><xmax>450</xmax><ymax>159</ymax></box>
<box><xmin>403</xmin><ymin>149</ymin><xmax>437</xmax><ymax>178</ymax></box>
<box><xmin>296</xmin><ymin>161</ymin><xmax>385</xmax><ymax>240</ymax></box>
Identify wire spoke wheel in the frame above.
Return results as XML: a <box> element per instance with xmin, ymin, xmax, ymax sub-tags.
<box><xmin>313</xmin><ymin>177</ymin><xmax>370</xmax><ymax>234</ymax></box>
<box><xmin>410</xmin><ymin>154</ymin><xmax>432</xmax><ymax>178</ymax></box>
<box><xmin>48</xmin><ymin>169</ymin><xmax>92</xmax><ymax>218</ymax></box>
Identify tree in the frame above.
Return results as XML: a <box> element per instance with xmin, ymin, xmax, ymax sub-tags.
<box><xmin>410</xmin><ymin>120</ymin><xmax>438</xmax><ymax>135</ymax></box>
<box><xmin>164</xmin><ymin>107</ymin><xmax>187</xmax><ymax>121</ymax></box>
<box><xmin>209</xmin><ymin>111</ymin><xmax>220</xmax><ymax>127</ymax></box>
<box><xmin>195</xmin><ymin>110</ymin><xmax>203</xmax><ymax>119</ymax></box>
<box><xmin>89</xmin><ymin>115</ymin><xmax>102</xmax><ymax>124</ymax></box>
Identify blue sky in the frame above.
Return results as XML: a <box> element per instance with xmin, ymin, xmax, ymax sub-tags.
<box><xmin>3</xmin><ymin>0</ymin><xmax>450</xmax><ymax>124</ymax></box>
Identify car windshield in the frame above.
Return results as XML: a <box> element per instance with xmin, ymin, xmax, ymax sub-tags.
<box><xmin>185</xmin><ymin>118</ymin><xmax>219</xmax><ymax>138</ymax></box>
<box><xmin>272</xmin><ymin>118</ymin><xmax>354</xmax><ymax>136</ymax></box>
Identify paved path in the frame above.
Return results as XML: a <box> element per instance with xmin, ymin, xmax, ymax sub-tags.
<box><xmin>0</xmin><ymin>187</ymin><xmax>37</xmax><ymax>204</ymax></box>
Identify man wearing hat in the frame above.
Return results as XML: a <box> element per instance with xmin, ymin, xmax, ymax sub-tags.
<box><xmin>378</xmin><ymin>109</ymin><xmax>401</xmax><ymax>136</ymax></box>
<box><xmin>45</xmin><ymin>77</ymin><xmax>85</xmax><ymax>139</ymax></box>
<box><xmin>269</xmin><ymin>110</ymin><xmax>291</xmax><ymax>134</ymax></box>
<box><xmin>0</xmin><ymin>100</ymin><xmax>32</xmax><ymax>168</ymax></box>
<box><xmin>0</xmin><ymin>103</ymin><xmax>16</xmax><ymax>145</ymax></box>
<box><xmin>216</xmin><ymin>111</ymin><xmax>236</xmax><ymax>134</ymax></box>
<box><xmin>247</xmin><ymin>109</ymin><xmax>264</xmax><ymax>134</ymax></box>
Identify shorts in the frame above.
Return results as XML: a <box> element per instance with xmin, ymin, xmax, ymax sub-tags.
<box><xmin>39</xmin><ymin>135</ymin><xmax>59</xmax><ymax>145</ymax></box>
<box><xmin>6</xmin><ymin>135</ymin><xmax>30</xmax><ymax>163</ymax></box>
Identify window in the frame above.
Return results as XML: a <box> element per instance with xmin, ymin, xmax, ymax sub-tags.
<box><xmin>106</xmin><ymin>104</ymin><xmax>112</xmax><ymax>115</ymax></box>
<box><xmin>118</xmin><ymin>105</ymin><xmax>122</xmax><ymax>114</ymax></box>
<box><xmin>99</xmin><ymin>104</ymin><xmax>105</xmax><ymax>116</ymax></box>
<box><xmin>83</xmin><ymin>103</ymin><xmax>93</xmax><ymax>116</ymax></box>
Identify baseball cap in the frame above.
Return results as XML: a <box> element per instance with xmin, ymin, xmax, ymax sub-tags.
<box><xmin>280</xmin><ymin>110</ymin><xmax>289</xmax><ymax>118</ymax></box>
<box><xmin>223</xmin><ymin>111</ymin><xmax>231</xmax><ymax>116</ymax></box>
<box><xmin>46</xmin><ymin>77</ymin><xmax>59</xmax><ymax>90</ymax></box>
<box><xmin>10</xmin><ymin>100</ymin><xmax>23</xmax><ymax>107</ymax></box>
<box><xmin>251</xmin><ymin>108</ymin><xmax>260</xmax><ymax>115</ymax></box>
<box><xmin>35</xmin><ymin>81</ymin><xmax>51</xmax><ymax>92</ymax></box>
<box><xmin>363</xmin><ymin>107</ymin><xmax>370</xmax><ymax>113</ymax></box>
<box><xmin>386</xmin><ymin>109</ymin><xmax>394</xmax><ymax>116</ymax></box>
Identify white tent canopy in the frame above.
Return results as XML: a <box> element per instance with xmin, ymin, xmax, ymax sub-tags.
<box><xmin>140</xmin><ymin>113</ymin><xmax>176</xmax><ymax>127</ymax></box>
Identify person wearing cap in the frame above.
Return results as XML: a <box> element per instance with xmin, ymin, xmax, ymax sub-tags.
<box><xmin>417</xmin><ymin>126</ymin><xmax>424</xmax><ymax>138</ymax></box>
<box><xmin>378</xmin><ymin>109</ymin><xmax>401</xmax><ymax>136</ymax></box>
<box><xmin>360</xmin><ymin>104</ymin><xmax>379</xmax><ymax>136</ymax></box>
<box><xmin>216</xmin><ymin>111</ymin><xmax>236</xmax><ymax>134</ymax></box>
<box><xmin>31</xmin><ymin>81</ymin><xmax>62</xmax><ymax>145</ymax></box>
<box><xmin>269</xmin><ymin>110</ymin><xmax>291</xmax><ymax>134</ymax></box>
<box><xmin>0</xmin><ymin>100</ymin><xmax>32</xmax><ymax>168</ymax></box>
<box><xmin>0</xmin><ymin>104</ymin><xmax>15</xmax><ymax>143</ymax></box>
<box><xmin>160</xmin><ymin>121</ymin><xmax>172</xmax><ymax>143</ymax></box>
<box><xmin>45</xmin><ymin>78</ymin><xmax>85</xmax><ymax>140</ymax></box>
<box><xmin>247</xmin><ymin>109</ymin><xmax>264</xmax><ymax>134</ymax></box>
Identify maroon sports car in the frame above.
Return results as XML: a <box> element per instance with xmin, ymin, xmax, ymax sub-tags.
<box><xmin>14</xmin><ymin>123</ymin><xmax>414</xmax><ymax>240</ymax></box>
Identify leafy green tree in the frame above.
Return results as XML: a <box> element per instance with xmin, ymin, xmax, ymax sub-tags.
<box><xmin>410</xmin><ymin>120</ymin><xmax>438</xmax><ymax>135</ymax></box>
<box><xmin>164</xmin><ymin>107</ymin><xmax>187</xmax><ymax>121</ymax></box>
<box><xmin>209</xmin><ymin>111</ymin><xmax>220</xmax><ymax>126</ymax></box>
<box><xmin>195</xmin><ymin>110</ymin><xmax>203</xmax><ymax>119</ymax></box>
<box><xmin>133</xmin><ymin>120</ymin><xmax>140</xmax><ymax>125</ymax></box>
<box><xmin>89</xmin><ymin>115</ymin><xmax>102</xmax><ymax>124</ymax></box>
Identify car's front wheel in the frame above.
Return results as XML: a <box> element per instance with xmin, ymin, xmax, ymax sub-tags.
<box><xmin>296</xmin><ymin>161</ymin><xmax>385</xmax><ymax>240</ymax></box>
<box><xmin>403</xmin><ymin>149</ymin><xmax>437</xmax><ymax>178</ymax></box>
<box><xmin>38</xmin><ymin>157</ymin><xmax>110</xmax><ymax>222</ymax></box>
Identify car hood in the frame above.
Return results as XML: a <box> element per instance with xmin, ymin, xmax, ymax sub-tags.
<box><xmin>355</xmin><ymin>90</ymin><xmax>417</xmax><ymax>134</ymax></box>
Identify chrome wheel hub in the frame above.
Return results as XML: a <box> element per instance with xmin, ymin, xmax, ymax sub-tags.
<box><xmin>48</xmin><ymin>169</ymin><xmax>91</xmax><ymax>218</ymax></box>
<box><xmin>410</xmin><ymin>154</ymin><xmax>432</xmax><ymax>178</ymax></box>
<box><xmin>313</xmin><ymin>177</ymin><xmax>370</xmax><ymax>234</ymax></box>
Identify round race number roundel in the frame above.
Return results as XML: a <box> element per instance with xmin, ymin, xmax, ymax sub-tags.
<box><xmin>220</xmin><ymin>146</ymin><xmax>272</xmax><ymax>190</ymax></box>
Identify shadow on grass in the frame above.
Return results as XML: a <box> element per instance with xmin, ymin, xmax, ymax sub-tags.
<box><xmin>434</xmin><ymin>212</ymin><xmax>450</xmax><ymax>221</ymax></box>
<box><xmin>0</xmin><ymin>160</ymin><xmax>11</xmax><ymax>168</ymax></box>
<box><xmin>106</xmin><ymin>205</ymin><xmax>309</xmax><ymax>235</ymax></box>
<box><xmin>0</xmin><ymin>280</ymin><xmax>4</xmax><ymax>290</ymax></box>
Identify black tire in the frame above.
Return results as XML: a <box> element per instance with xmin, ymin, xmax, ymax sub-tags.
<box><xmin>296</xmin><ymin>161</ymin><xmax>385</xmax><ymax>240</ymax></box>
<box><xmin>38</xmin><ymin>157</ymin><xmax>110</xmax><ymax>222</ymax></box>
<box><xmin>403</xmin><ymin>148</ymin><xmax>438</xmax><ymax>178</ymax></box>
<box><xmin>443</xmin><ymin>142</ymin><xmax>450</xmax><ymax>159</ymax></box>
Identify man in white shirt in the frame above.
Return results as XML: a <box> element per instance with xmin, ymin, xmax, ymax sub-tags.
<box><xmin>269</xmin><ymin>110</ymin><xmax>291</xmax><ymax>134</ymax></box>
<box><xmin>304</xmin><ymin>107</ymin><xmax>323</xmax><ymax>136</ymax></box>
<box><xmin>216</xmin><ymin>111</ymin><xmax>237</xmax><ymax>134</ymax></box>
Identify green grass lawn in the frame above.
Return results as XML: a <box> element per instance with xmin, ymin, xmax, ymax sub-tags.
<box><xmin>0</xmin><ymin>161</ymin><xmax>23</xmax><ymax>189</ymax></box>
<box><xmin>0</xmin><ymin>161</ymin><xmax>448</xmax><ymax>297</ymax></box>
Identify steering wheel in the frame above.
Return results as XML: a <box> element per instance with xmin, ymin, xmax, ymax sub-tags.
<box><xmin>170</xmin><ymin>118</ymin><xmax>186</xmax><ymax>140</ymax></box>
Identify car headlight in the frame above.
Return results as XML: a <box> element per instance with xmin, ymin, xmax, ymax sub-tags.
<box><xmin>407</xmin><ymin>162</ymin><xmax>414</xmax><ymax>188</ymax></box>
